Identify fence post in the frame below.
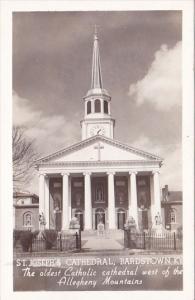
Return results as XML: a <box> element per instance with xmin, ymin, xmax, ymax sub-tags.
<box><xmin>128</xmin><ymin>229</ymin><xmax>131</xmax><ymax>248</ymax></box>
<box><xmin>79</xmin><ymin>229</ymin><xmax>81</xmax><ymax>250</ymax></box>
<box><xmin>126</xmin><ymin>229</ymin><xmax>129</xmax><ymax>248</ymax></box>
<box><xmin>124</xmin><ymin>230</ymin><xmax>126</xmax><ymax>248</ymax></box>
<box><xmin>76</xmin><ymin>232</ymin><xmax>79</xmax><ymax>250</ymax></box>
<box><xmin>173</xmin><ymin>232</ymin><xmax>176</xmax><ymax>250</ymax></box>
<box><xmin>60</xmin><ymin>233</ymin><xmax>62</xmax><ymax>251</ymax></box>
<box><xmin>143</xmin><ymin>231</ymin><xmax>146</xmax><ymax>250</ymax></box>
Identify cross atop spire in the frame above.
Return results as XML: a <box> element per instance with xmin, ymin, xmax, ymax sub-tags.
<box><xmin>91</xmin><ymin>26</ymin><xmax>103</xmax><ymax>89</ymax></box>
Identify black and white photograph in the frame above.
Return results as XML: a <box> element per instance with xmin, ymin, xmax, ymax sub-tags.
<box><xmin>0</xmin><ymin>1</ymin><xmax>194</xmax><ymax>299</ymax></box>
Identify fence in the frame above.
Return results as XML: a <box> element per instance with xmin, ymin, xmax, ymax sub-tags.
<box><xmin>124</xmin><ymin>229</ymin><xmax>182</xmax><ymax>250</ymax></box>
<box><xmin>14</xmin><ymin>230</ymin><xmax>81</xmax><ymax>253</ymax></box>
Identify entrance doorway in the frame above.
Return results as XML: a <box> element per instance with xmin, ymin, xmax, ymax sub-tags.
<box><xmin>75</xmin><ymin>210</ymin><xmax>84</xmax><ymax>231</ymax></box>
<box><xmin>117</xmin><ymin>209</ymin><xmax>126</xmax><ymax>229</ymax></box>
<box><xmin>95</xmin><ymin>208</ymin><xmax>105</xmax><ymax>229</ymax></box>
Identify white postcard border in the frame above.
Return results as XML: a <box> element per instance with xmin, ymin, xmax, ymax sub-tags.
<box><xmin>0</xmin><ymin>1</ymin><xmax>194</xmax><ymax>300</ymax></box>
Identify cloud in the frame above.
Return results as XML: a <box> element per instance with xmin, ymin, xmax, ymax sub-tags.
<box><xmin>13</xmin><ymin>92</ymin><xmax>79</xmax><ymax>156</ymax></box>
<box><xmin>131</xmin><ymin>135</ymin><xmax>182</xmax><ymax>191</ymax></box>
<box><xmin>160</xmin><ymin>145</ymin><xmax>182</xmax><ymax>191</ymax></box>
<box><xmin>13</xmin><ymin>92</ymin><xmax>41</xmax><ymax>126</ymax></box>
<box><xmin>128</xmin><ymin>42</ymin><xmax>182</xmax><ymax>190</ymax></box>
<box><xmin>128</xmin><ymin>41</ymin><xmax>182</xmax><ymax>111</ymax></box>
<box><xmin>131</xmin><ymin>136</ymin><xmax>162</xmax><ymax>158</ymax></box>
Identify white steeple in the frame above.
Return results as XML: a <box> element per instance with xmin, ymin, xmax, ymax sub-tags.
<box><xmin>80</xmin><ymin>28</ymin><xmax>115</xmax><ymax>140</ymax></box>
<box><xmin>91</xmin><ymin>27</ymin><xmax>103</xmax><ymax>89</ymax></box>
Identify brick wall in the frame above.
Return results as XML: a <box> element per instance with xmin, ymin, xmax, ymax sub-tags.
<box><xmin>15</xmin><ymin>207</ymin><xmax>39</xmax><ymax>230</ymax></box>
<box><xmin>163</xmin><ymin>203</ymin><xmax>182</xmax><ymax>231</ymax></box>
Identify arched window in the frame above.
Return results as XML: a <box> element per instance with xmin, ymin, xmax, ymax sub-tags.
<box><xmin>23</xmin><ymin>211</ymin><xmax>32</xmax><ymax>227</ymax></box>
<box><xmin>104</xmin><ymin>100</ymin><xmax>108</xmax><ymax>114</ymax></box>
<box><xmin>170</xmin><ymin>209</ymin><xmax>176</xmax><ymax>224</ymax></box>
<box><xmin>95</xmin><ymin>99</ymin><xmax>101</xmax><ymax>113</ymax></box>
<box><xmin>87</xmin><ymin>101</ymin><xmax>91</xmax><ymax>114</ymax></box>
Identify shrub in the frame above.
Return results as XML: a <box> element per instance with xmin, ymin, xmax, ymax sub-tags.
<box><xmin>13</xmin><ymin>230</ymin><xmax>22</xmax><ymax>247</ymax></box>
<box><xmin>177</xmin><ymin>226</ymin><xmax>183</xmax><ymax>238</ymax></box>
<box><xmin>43</xmin><ymin>229</ymin><xmax>58</xmax><ymax>250</ymax></box>
<box><xmin>19</xmin><ymin>231</ymin><xmax>34</xmax><ymax>252</ymax></box>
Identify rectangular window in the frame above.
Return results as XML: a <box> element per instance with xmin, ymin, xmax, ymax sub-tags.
<box><xmin>116</xmin><ymin>181</ymin><xmax>126</xmax><ymax>186</ymax></box>
<box><xmin>137</xmin><ymin>176</ymin><xmax>151</xmax><ymax>209</ymax></box>
<box><xmin>115</xmin><ymin>176</ymin><xmax>128</xmax><ymax>208</ymax></box>
<box><xmin>73</xmin><ymin>182</ymin><xmax>83</xmax><ymax>187</ymax></box>
<box><xmin>95</xmin><ymin>185</ymin><xmax>105</xmax><ymax>203</ymax></box>
<box><xmin>53</xmin><ymin>182</ymin><xmax>61</xmax><ymax>188</ymax></box>
<box><xmin>138</xmin><ymin>179</ymin><xmax>147</xmax><ymax>186</ymax></box>
<box><xmin>71</xmin><ymin>178</ymin><xmax>84</xmax><ymax>209</ymax></box>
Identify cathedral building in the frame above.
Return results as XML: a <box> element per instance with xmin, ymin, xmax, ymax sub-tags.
<box><xmin>36</xmin><ymin>31</ymin><xmax>163</xmax><ymax>232</ymax></box>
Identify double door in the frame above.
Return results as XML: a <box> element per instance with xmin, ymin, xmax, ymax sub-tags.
<box><xmin>95</xmin><ymin>208</ymin><xmax>105</xmax><ymax>229</ymax></box>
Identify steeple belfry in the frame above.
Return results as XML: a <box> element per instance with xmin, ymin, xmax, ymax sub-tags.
<box><xmin>91</xmin><ymin>28</ymin><xmax>103</xmax><ymax>89</ymax></box>
<box><xmin>81</xmin><ymin>29</ymin><xmax>115</xmax><ymax>140</ymax></box>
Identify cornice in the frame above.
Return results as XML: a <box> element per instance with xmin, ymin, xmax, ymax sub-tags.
<box><xmin>83</xmin><ymin>92</ymin><xmax>111</xmax><ymax>100</ymax></box>
<box><xmin>37</xmin><ymin>159</ymin><xmax>161</xmax><ymax>168</ymax></box>
<box><xmin>14</xmin><ymin>205</ymin><xmax>39</xmax><ymax>208</ymax></box>
<box><xmin>80</xmin><ymin>118</ymin><xmax>115</xmax><ymax>123</ymax></box>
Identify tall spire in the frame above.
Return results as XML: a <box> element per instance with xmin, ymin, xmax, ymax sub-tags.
<box><xmin>91</xmin><ymin>26</ymin><xmax>103</xmax><ymax>89</ymax></box>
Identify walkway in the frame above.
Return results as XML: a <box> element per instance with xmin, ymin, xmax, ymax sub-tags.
<box><xmin>82</xmin><ymin>230</ymin><xmax>124</xmax><ymax>251</ymax></box>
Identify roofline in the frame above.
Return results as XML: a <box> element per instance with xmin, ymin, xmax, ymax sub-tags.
<box><xmin>14</xmin><ymin>204</ymin><xmax>39</xmax><ymax>208</ymax></box>
<box><xmin>13</xmin><ymin>193</ymin><xmax>39</xmax><ymax>198</ymax></box>
<box><xmin>35</xmin><ymin>135</ymin><xmax>163</xmax><ymax>164</ymax></box>
<box><xmin>161</xmin><ymin>200</ymin><xmax>182</xmax><ymax>205</ymax></box>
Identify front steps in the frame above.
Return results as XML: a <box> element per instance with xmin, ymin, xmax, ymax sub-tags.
<box><xmin>81</xmin><ymin>229</ymin><xmax>124</xmax><ymax>239</ymax></box>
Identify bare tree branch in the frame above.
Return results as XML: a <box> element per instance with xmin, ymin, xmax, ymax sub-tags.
<box><xmin>12</xmin><ymin>126</ymin><xmax>38</xmax><ymax>191</ymax></box>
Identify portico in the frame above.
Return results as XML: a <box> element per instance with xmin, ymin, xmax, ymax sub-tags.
<box><xmin>38</xmin><ymin>158</ymin><xmax>162</xmax><ymax>231</ymax></box>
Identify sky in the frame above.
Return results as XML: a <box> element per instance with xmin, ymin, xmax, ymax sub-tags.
<box><xmin>12</xmin><ymin>11</ymin><xmax>182</xmax><ymax>192</ymax></box>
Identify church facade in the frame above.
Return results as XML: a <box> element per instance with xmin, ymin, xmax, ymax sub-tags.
<box><xmin>36</xmin><ymin>31</ymin><xmax>163</xmax><ymax>231</ymax></box>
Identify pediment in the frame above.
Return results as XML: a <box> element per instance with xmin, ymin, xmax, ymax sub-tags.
<box><xmin>36</xmin><ymin>136</ymin><xmax>162</xmax><ymax>165</ymax></box>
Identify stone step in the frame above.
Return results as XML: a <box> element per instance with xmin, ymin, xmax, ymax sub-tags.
<box><xmin>81</xmin><ymin>229</ymin><xmax>124</xmax><ymax>238</ymax></box>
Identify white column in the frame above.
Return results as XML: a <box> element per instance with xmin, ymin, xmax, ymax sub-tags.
<box><xmin>128</xmin><ymin>174</ymin><xmax>131</xmax><ymax>217</ymax></box>
<box><xmin>100</xmin><ymin>99</ymin><xmax>104</xmax><ymax>113</ymax></box>
<box><xmin>44</xmin><ymin>176</ymin><xmax>50</xmax><ymax>229</ymax></box>
<box><xmin>62</xmin><ymin>173</ymin><xmax>70</xmax><ymax>230</ymax></box>
<box><xmin>107</xmin><ymin>172</ymin><xmax>116</xmax><ymax>229</ymax></box>
<box><xmin>84</xmin><ymin>172</ymin><xmax>92</xmax><ymax>229</ymax></box>
<box><xmin>85</xmin><ymin>101</ymin><xmax>87</xmax><ymax>116</ymax></box>
<box><xmin>92</xmin><ymin>100</ymin><xmax>95</xmax><ymax>113</ymax></box>
<box><xmin>108</xmin><ymin>102</ymin><xmax>111</xmax><ymax>115</ymax></box>
<box><xmin>152</xmin><ymin>171</ymin><xmax>161</xmax><ymax>221</ymax></box>
<box><xmin>129</xmin><ymin>172</ymin><xmax>138</xmax><ymax>227</ymax></box>
<box><xmin>39</xmin><ymin>173</ymin><xmax>45</xmax><ymax>215</ymax></box>
<box><xmin>149</xmin><ymin>174</ymin><xmax>154</xmax><ymax>228</ymax></box>
<box><xmin>68</xmin><ymin>176</ymin><xmax>72</xmax><ymax>221</ymax></box>
<box><xmin>39</xmin><ymin>173</ymin><xmax>45</xmax><ymax>229</ymax></box>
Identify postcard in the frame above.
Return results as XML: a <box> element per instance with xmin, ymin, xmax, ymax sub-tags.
<box><xmin>0</xmin><ymin>1</ymin><xmax>194</xmax><ymax>300</ymax></box>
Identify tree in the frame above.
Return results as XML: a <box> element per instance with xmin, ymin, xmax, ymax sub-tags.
<box><xmin>12</xmin><ymin>126</ymin><xmax>38</xmax><ymax>191</ymax></box>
